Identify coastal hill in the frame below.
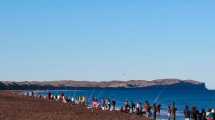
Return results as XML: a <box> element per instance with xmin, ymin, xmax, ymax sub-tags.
<box><xmin>0</xmin><ymin>79</ymin><xmax>207</xmax><ymax>90</ymax></box>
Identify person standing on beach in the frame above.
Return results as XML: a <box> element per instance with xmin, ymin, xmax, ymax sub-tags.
<box><xmin>144</xmin><ymin>101</ymin><xmax>150</xmax><ymax>117</ymax></box>
<box><xmin>153</xmin><ymin>103</ymin><xmax>157</xmax><ymax>120</ymax></box>
<box><xmin>184</xmin><ymin>105</ymin><xmax>191</xmax><ymax>120</ymax></box>
<box><xmin>201</xmin><ymin>109</ymin><xmax>206</xmax><ymax>120</ymax></box>
<box><xmin>61</xmin><ymin>93</ymin><xmax>67</xmax><ymax>103</ymax></box>
<box><xmin>196</xmin><ymin>110</ymin><xmax>202</xmax><ymax>120</ymax></box>
<box><xmin>157</xmin><ymin>104</ymin><xmax>161</xmax><ymax>116</ymax></box>
<box><xmin>92</xmin><ymin>98</ymin><xmax>98</xmax><ymax>111</ymax></box>
<box><xmin>112</xmin><ymin>99</ymin><xmax>116</xmax><ymax>111</ymax></box>
<box><xmin>155</xmin><ymin>104</ymin><xmax>161</xmax><ymax>119</ymax></box>
<box><xmin>31</xmin><ymin>91</ymin><xmax>34</xmax><ymax>98</ymax></box>
<box><xmin>171</xmin><ymin>102</ymin><xmax>177</xmax><ymax>120</ymax></box>
<box><xmin>48</xmin><ymin>92</ymin><xmax>51</xmax><ymax>101</ymax></box>
<box><xmin>136</xmin><ymin>102</ymin><xmax>141</xmax><ymax>115</ymax></box>
<box><xmin>168</xmin><ymin>105</ymin><xmax>171</xmax><ymax>120</ymax></box>
<box><xmin>191</xmin><ymin>106</ymin><xmax>197</xmax><ymax>120</ymax></box>
<box><xmin>108</xmin><ymin>98</ymin><xmax>111</xmax><ymax>111</ymax></box>
<box><xmin>131</xmin><ymin>101</ymin><xmax>135</xmax><ymax>113</ymax></box>
<box><xmin>101</xmin><ymin>99</ymin><xmax>105</xmax><ymax>110</ymax></box>
<box><xmin>124</xmin><ymin>100</ymin><xmax>130</xmax><ymax>113</ymax></box>
<box><xmin>207</xmin><ymin>109</ymin><xmax>215</xmax><ymax>120</ymax></box>
<box><xmin>104</xmin><ymin>98</ymin><xmax>109</xmax><ymax>110</ymax></box>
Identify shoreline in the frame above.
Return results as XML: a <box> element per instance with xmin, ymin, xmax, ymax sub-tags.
<box><xmin>0</xmin><ymin>91</ymin><xmax>149</xmax><ymax>120</ymax></box>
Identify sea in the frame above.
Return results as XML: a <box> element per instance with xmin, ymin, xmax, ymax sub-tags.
<box><xmin>35</xmin><ymin>88</ymin><xmax>215</xmax><ymax>120</ymax></box>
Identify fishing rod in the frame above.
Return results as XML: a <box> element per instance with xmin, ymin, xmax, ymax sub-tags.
<box><xmin>89</xmin><ymin>88</ymin><xmax>95</xmax><ymax>100</ymax></box>
<box><xmin>72</xmin><ymin>87</ymin><xmax>78</xmax><ymax>98</ymax></box>
<box><xmin>153</xmin><ymin>86</ymin><xmax>167</xmax><ymax>103</ymax></box>
<box><xmin>96</xmin><ymin>89</ymin><xmax>104</xmax><ymax>99</ymax></box>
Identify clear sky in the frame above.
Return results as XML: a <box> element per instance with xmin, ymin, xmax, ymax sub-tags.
<box><xmin>0</xmin><ymin>0</ymin><xmax>215</xmax><ymax>89</ymax></box>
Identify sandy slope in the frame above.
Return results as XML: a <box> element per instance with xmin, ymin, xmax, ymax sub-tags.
<box><xmin>0</xmin><ymin>91</ymin><xmax>149</xmax><ymax>120</ymax></box>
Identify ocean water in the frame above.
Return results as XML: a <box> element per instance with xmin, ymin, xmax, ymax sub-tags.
<box><xmin>36</xmin><ymin>88</ymin><xmax>215</xmax><ymax>120</ymax></box>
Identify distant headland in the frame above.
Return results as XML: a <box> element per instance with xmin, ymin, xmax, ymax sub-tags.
<box><xmin>0</xmin><ymin>79</ymin><xmax>207</xmax><ymax>90</ymax></box>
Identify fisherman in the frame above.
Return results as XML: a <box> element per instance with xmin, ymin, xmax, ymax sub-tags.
<box><xmin>107</xmin><ymin>98</ymin><xmax>111</xmax><ymax>111</ymax></box>
<box><xmin>191</xmin><ymin>106</ymin><xmax>197</xmax><ymax>120</ymax></box>
<box><xmin>171</xmin><ymin>102</ymin><xmax>177</xmax><ymax>120</ymax></box>
<box><xmin>124</xmin><ymin>100</ymin><xmax>130</xmax><ymax>113</ymax></box>
<box><xmin>112</xmin><ymin>99</ymin><xmax>116</xmax><ymax>111</ymax></box>
<box><xmin>80</xmin><ymin>96</ymin><xmax>86</xmax><ymax>105</ymax></box>
<box><xmin>31</xmin><ymin>91</ymin><xmax>34</xmax><ymax>97</ymax></box>
<box><xmin>143</xmin><ymin>101</ymin><xmax>148</xmax><ymax>115</ymax></box>
<box><xmin>92</xmin><ymin>98</ymin><xmax>99</xmax><ymax>111</ymax></box>
<box><xmin>71</xmin><ymin>97</ymin><xmax>75</xmax><ymax>104</ymax></box>
<box><xmin>157</xmin><ymin>104</ymin><xmax>161</xmax><ymax>116</ymax></box>
<box><xmin>65</xmin><ymin>96</ymin><xmax>71</xmax><ymax>103</ymax></box>
<box><xmin>101</xmin><ymin>99</ymin><xmax>105</xmax><ymax>110</ymax></box>
<box><xmin>184</xmin><ymin>105</ymin><xmax>191</xmax><ymax>120</ymax></box>
<box><xmin>59</xmin><ymin>93</ymin><xmax>66</xmax><ymax>103</ymax></box>
<box><xmin>54</xmin><ymin>95</ymin><xmax>58</xmax><ymax>101</ymax></box>
<box><xmin>104</xmin><ymin>98</ymin><xmax>109</xmax><ymax>110</ymax></box>
<box><xmin>39</xmin><ymin>94</ymin><xmax>42</xmax><ymax>99</ymax></box>
<box><xmin>201</xmin><ymin>109</ymin><xmax>206</xmax><ymax>120</ymax></box>
<box><xmin>24</xmin><ymin>91</ymin><xmax>27</xmax><ymax>96</ymax></box>
<box><xmin>57</xmin><ymin>95</ymin><xmax>61</xmax><ymax>101</ymax></box>
<box><xmin>144</xmin><ymin>101</ymin><xmax>151</xmax><ymax>117</ymax></box>
<box><xmin>168</xmin><ymin>105</ymin><xmax>171</xmax><ymax>120</ymax></box>
<box><xmin>48</xmin><ymin>92</ymin><xmax>51</xmax><ymax>101</ymax></box>
<box><xmin>130</xmin><ymin>101</ymin><xmax>135</xmax><ymax>113</ymax></box>
<box><xmin>61</xmin><ymin>93</ymin><xmax>67</xmax><ymax>103</ymax></box>
<box><xmin>196</xmin><ymin>110</ymin><xmax>202</xmax><ymax>120</ymax></box>
<box><xmin>136</xmin><ymin>102</ymin><xmax>141</xmax><ymax>115</ymax></box>
<box><xmin>152</xmin><ymin>103</ymin><xmax>157</xmax><ymax>120</ymax></box>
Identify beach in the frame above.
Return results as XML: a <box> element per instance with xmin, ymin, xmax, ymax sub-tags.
<box><xmin>0</xmin><ymin>91</ymin><xmax>149</xmax><ymax>120</ymax></box>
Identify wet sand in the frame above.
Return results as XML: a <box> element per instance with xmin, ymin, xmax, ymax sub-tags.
<box><xmin>0</xmin><ymin>91</ymin><xmax>149</xmax><ymax>120</ymax></box>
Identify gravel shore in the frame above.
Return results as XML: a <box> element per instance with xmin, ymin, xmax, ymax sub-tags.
<box><xmin>0</xmin><ymin>91</ymin><xmax>149</xmax><ymax>120</ymax></box>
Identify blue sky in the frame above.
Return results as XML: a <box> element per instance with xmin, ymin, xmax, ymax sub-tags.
<box><xmin>0</xmin><ymin>0</ymin><xmax>215</xmax><ymax>89</ymax></box>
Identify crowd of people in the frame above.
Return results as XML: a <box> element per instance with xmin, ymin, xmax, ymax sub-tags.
<box><xmin>91</xmin><ymin>98</ymin><xmax>116</xmax><ymax>111</ymax></box>
<box><xmin>183</xmin><ymin>105</ymin><xmax>215</xmax><ymax>120</ymax></box>
<box><xmin>47</xmin><ymin>92</ymin><xmax>87</xmax><ymax>105</ymax></box>
<box><xmin>24</xmin><ymin>91</ymin><xmax>215</xmax><ymax>120</ymax></box>
<box><xmin>120</xmin><ymin>100</ymin><xmax>163</xmax><ymax>119</ymax></box>
<box><xmin>91</xmin><ymin>98</ymin><xmax>176</xmax><ymax>120</ymax></box>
